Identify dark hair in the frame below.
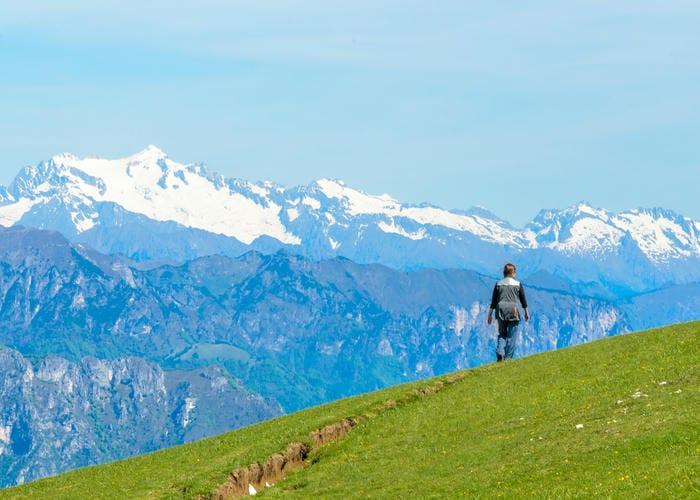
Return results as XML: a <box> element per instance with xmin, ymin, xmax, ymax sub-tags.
<box><xmin>503</xmin><ymin>263</ymin><xmax>516</xmax><ymax>277</ymax></box>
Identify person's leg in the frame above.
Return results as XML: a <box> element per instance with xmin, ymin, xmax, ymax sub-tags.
<box><xmin>496</xmin><ymin>320</ymin><xmax>508</xmax><ymax>361</ymax></box>
<box><xmin>503</xmin><ymin>321</ymin><xmax>520</xmax><ymax>360</ymax></box>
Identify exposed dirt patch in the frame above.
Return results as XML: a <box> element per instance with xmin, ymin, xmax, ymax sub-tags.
<box><xmin>207</xmin><ymin>374</ymin><xmax>466</xmax><ymax>499</ymax></box>
<box><xmin>210</xmin><ymin>442</ymin><xmax>310</xmax><ymax>499</ymax></box>
<box><xmin>310</xmin><ymin>417</ymin><xmax>359</xmax><ymax>448</ymax></box>
<box><xmin>412</xmin><ymin>380</ymin><xmax>444</xmax><ymax>397</ymax></box>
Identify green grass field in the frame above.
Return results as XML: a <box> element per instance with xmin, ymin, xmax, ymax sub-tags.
<box><xmin>3</xmin><ymin>322</ymin><xmax>698</xmax><ymax>499</ymax></box>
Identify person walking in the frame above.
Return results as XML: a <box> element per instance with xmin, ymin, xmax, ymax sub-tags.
<box><xmin>487</xmin><ymin>263</ymin><xmax>530</xmax><ymax>361</ymax></box>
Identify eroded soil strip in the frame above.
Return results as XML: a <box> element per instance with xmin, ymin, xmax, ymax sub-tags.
<box><xmin>209</xmin><ymin>374</ymin><xmax>465</xmax><ymax>499</ymax></box>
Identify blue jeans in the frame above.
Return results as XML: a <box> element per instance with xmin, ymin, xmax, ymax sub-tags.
<box><xmin>497</xmin><ymin>320</ymin><xmax>520</xmax><ymax>361</ymax></box>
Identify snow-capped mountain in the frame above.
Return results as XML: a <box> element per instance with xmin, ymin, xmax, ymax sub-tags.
<box><xmin>0</xmin><ymin>145</ymin><xmax>528</xmax><ymax>247</ymax></box>
<box><xmin>3</xmin><ymin>146</ymin><xmax>299</xmax><ymax>245</ymax></box>
<box><xmin>530</xmin><ymin>203</ymin><xmax>700</xmax><ymax>262</ymax></box>
<box><xmin>1</xmin><ymin>146</ymin><xmax>699</xmax><ymax>294</ymax></box>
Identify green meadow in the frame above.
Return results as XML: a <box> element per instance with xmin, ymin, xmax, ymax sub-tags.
<box><xmin>3</xmin><ymin>322</ymin><xmax>698</xmax><ymax>499</ymax></box>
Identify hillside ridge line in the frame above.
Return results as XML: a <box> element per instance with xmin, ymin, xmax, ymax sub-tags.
<box><xmin>207</xmin><ymin>373</ymin><xmax>467</xmax><ymax>499</ymax></box>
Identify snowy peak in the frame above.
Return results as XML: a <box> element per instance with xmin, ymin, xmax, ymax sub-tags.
<box><xmin>529</xmin><ymin>203</ymin><xmax>700</xmax><ymax>262</ymax></box>
<box><xmin>612</xmin><ymin>208</ymin><xmax>700</xmax><ymax>261</ymax></box>
<box><xmin>128</xmin><ymin>145</ymin><xmax>168</xmax><ymax>163</ymax></box>
<box><xmin>0</xmin><ymin>147</ymin><xmax>300</xmax><ymax>245</ymax></box>
<box><xmin>51</xmin><ymin>152</ymin><xmax>81</xmax><ymax>164</ymax></box>
<box><xmin>1</xmin><ymin>147</ymin><xmax>699</xmax><ymax>276</ymax></box>
<box><xmin>312</xmin><ymin>178</ymin><xmax>401</xmax><ymax>215</ymax></box>
<box><xmin>458</xmin><ymin>206</ymin><xmax>511</xmax><ymax>225</ymax></box>
<box><xmin>529</xmin><ymin>202</ymin><xmax>608</xmax><ymax>230</ymax></box>
<box><xmin>529</xmin><ymin>202</ymin><xmax>621</xmax><ymax>255</ymax></box>
<box><xmin>303</xmin><ymin>178</ymin><xmax>531</xmax><ymax>247</ymax></box>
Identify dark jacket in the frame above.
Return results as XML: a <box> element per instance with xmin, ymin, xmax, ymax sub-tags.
<box><xmin>490</xmin><ymin>277</ymin><xmax>528</xmax><ymax>322</ymax></box>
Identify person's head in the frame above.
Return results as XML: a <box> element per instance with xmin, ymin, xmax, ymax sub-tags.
<box><xmin>503</xmin><ymin>263</ymin><xmax>516</xmax><ymax>277</ymax></box>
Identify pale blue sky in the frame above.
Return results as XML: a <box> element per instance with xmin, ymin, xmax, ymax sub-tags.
<box><xmin>1</xmin><ymin>1</ymin><xmax>699</xmax><ymax>226</ymax></box>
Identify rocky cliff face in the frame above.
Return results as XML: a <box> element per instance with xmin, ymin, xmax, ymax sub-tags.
<box><xmin>0</xmin><ymin>348</ymin><xmax>280</xmax><ymax>487</ymax></box>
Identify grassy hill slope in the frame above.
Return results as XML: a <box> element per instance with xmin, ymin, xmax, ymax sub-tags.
<box><xmin>2</xmin><ymin>322</ymin><xmax>698</xmax><ymax>498</ymax></box>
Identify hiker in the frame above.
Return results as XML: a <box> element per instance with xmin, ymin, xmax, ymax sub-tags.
<box><xmin>487</xmin><ymin>262</ymin><xmax>530</xmax><ymax>361</ymax></box>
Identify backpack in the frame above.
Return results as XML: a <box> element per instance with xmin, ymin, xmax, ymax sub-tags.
<box><xmin>497</xmin><ymin>301</ymin><xmax>521</xmax><ymax>322</ymax></box>
<box><xmin>495</xmin><ymin>278</ymin><xmax>522</xmax><ymax>322</ymax></box>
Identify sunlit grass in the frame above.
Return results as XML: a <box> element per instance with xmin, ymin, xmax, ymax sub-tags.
<box><xmin>266</xmin><ymin>322</ymin><xmax>698</xmax><ymax>498</ymax></box>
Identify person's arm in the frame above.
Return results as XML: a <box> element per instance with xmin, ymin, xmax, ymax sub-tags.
<box><xmin>519</xmin><ymin>285</ymin><xmax>530</xmax><ymax>321</ymax></box>
<box><xmin>487</xmin><ymin>286</ymin><xmax>498</xmax><ymax>324</ymax></box>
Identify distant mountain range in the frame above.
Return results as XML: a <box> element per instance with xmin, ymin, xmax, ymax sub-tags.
<box><xmin>1</xmin><ymin>146</ymin><xmax>700</xmax><ymax>296</ymax></box>
<box><xmin>1</xmin><ymin>148</ymin><xmax>699</xmax><ymax>487</ymax></box>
